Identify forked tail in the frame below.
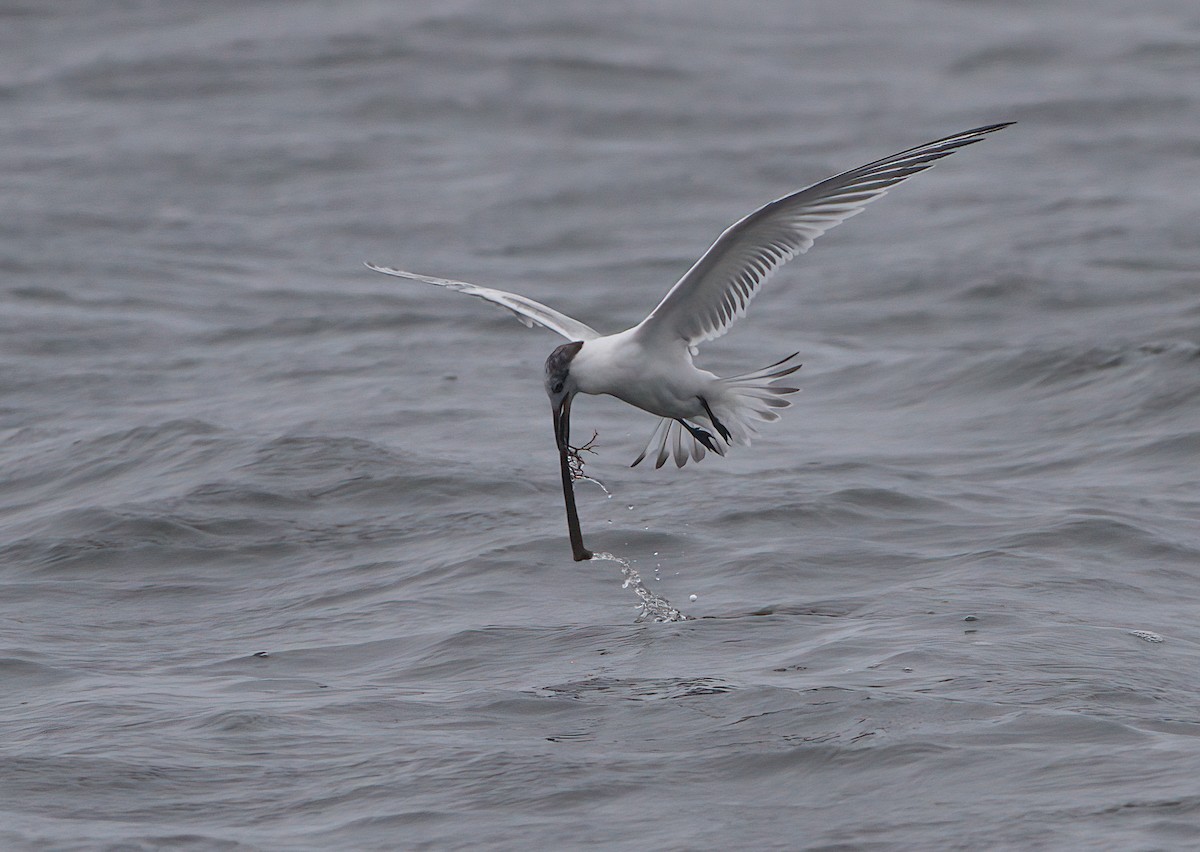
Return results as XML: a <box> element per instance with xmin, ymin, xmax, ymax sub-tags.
<box><xmin>632</xmin><ymin>353</ymin><xmax>801</xmax><ymax>468</ymax></box>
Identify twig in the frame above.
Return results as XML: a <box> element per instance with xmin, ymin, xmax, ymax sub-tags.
<box><xmin>567</xmin><ymin>430</ymin><xmax>599</xmax><ymax>481</ymax></box>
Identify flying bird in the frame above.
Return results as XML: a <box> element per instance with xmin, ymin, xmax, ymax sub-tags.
<box><xmin>368</xmin><ymin>122</ymin><xmax>1012</xmax><ymax>561</ymax></box>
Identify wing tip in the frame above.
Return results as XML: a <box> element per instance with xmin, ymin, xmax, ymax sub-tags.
<box><xmin>962</xmin><ymin>121</ymin><xmax>1016</xmax><ymax>136</ymax></box>
<box><xmin>941</xmin><ymin>121</ymin><xmax>1016</xmax><ymax>150</ymax></box>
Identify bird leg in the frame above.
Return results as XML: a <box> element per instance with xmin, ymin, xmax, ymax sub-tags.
<box><xmin>698</xmin><ymin>396</ymin><xmax>732</xmax><ymax>443</ymax></box>
<box><xmin>676</xmin><ymin>419</ymin><xmax>719</xmax><ymax>452</ymax></box>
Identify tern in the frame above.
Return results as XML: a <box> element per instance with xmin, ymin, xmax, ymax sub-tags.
<box><xmin>368</xmin><ymin>122</ymin><xmax>1012</xmax><ymax>561</ymax></box>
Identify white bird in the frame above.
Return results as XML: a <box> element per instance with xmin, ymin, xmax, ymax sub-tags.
<box><xmin>368</xmin><ymin>122</ymin><xmax>1012</xmax><ymax>560</ymax></box>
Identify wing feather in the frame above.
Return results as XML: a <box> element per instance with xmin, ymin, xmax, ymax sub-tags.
<box><xmin>364</xmin><ymin>263</ymin><xmax>600</xmax><ymax>342</ymax></box>
<box><xmin>635</xmin><ymin>122</ymin><xmax>1013</xmax><ymax>348</ymax></box>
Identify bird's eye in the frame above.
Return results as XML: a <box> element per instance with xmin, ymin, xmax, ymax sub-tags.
<box><xmin>552</xmin><ymin>382</ymin><xmax>564</xmax><ymax>394</ymax></box>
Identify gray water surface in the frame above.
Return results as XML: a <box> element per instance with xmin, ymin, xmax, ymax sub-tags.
<box><xmin>3</xmin><ymin>1</ymin><xmax>1200</xmax><ymax>849</ymax></box>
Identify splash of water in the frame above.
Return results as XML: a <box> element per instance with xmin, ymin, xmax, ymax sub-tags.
<box><xmin>567</xmin><ymin>433</ymin><xmax>684</xmax><ymax>621</ymax></box>
<box><xmin>575</xmin><ymin>475</ymin><xmax>611</xmax><ymax>497</ymax></box>
<box><xmin>591</xmin><ymin>551</ymin><xmax>688</xmax><ymax>622</ymax></box>
<box><xmin>1129</xmin><ymin>629</ymin><xmax>1164</xmax><ymax>643</ymax></box>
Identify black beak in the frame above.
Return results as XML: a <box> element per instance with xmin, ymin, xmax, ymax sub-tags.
<box><xmin>552</xmin><ymin>394</ymin><xmax>592</xmax><ymax>562</ymax></box>
<box><xmin>553</xmin><ymin>393</ymin><xmax>571</xmax><ymax>452</ymax></box>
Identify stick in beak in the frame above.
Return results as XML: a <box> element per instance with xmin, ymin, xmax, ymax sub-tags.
<box><xmin>553</xmin><ymin>394</ymin><xmax>592</xmax><ymax>561</ymax></box>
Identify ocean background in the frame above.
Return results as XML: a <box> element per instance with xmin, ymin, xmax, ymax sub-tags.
<box><xmin>3</xmin><ymin>0</ymin><xmax>1200</xmax><ymax>848</ymax></box>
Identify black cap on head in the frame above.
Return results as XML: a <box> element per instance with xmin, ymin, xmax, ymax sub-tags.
<box><xmin>544</xmin><ymin>340</ymin><xmax>584</xmax><ymax>396</ymax></box>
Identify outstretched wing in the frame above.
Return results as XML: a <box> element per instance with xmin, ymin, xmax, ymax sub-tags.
<box><xmin>365</xmin><ymin>263</ymin><xmax>601</xmax><ymax>342</ymax></box>
<box><xmin>634</xmin><ymin>122</ymin><xmax>1013</xmax><ymax>348</ymax></box>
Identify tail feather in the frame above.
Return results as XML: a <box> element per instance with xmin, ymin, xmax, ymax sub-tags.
<box><xmin>723</xmin><ymin>352</ymin><xmax>803</xmax><ymax>384</ymax></box>
<box><xmin>631</xmin><ymin>353</ymin><xmax>801</xmax><ymax>469</ymax></box>
<box><xmin>631</xmin><ymin>418</ymin><xmax>725</xmax><ymax>469</ymax></box>
<box><xmin>716</xmin><ymin>352</ymin><xmax>802</xmax><ymax>437</ymax></box>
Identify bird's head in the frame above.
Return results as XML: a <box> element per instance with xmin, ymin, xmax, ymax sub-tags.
<box><xmin>545</xmin><ymin>340</ymin><xmax>584</xmax><ymax>451</ymax></box>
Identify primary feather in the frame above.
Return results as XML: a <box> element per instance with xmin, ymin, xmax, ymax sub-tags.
<box><xmin>634</xmin><ymin>122</ymin><xmax>1013</xmax><ymax>349</ymax></box>
<box><xmin>364</xmin><ymin>263</ymin><xmax>600</xmax><ymax>342</ymax></box>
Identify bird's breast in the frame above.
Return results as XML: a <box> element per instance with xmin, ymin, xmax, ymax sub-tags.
<box><xmin>571</xmin><ymin>332</ymin><xmax>710</xmax><ymax>419</ymax></box>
